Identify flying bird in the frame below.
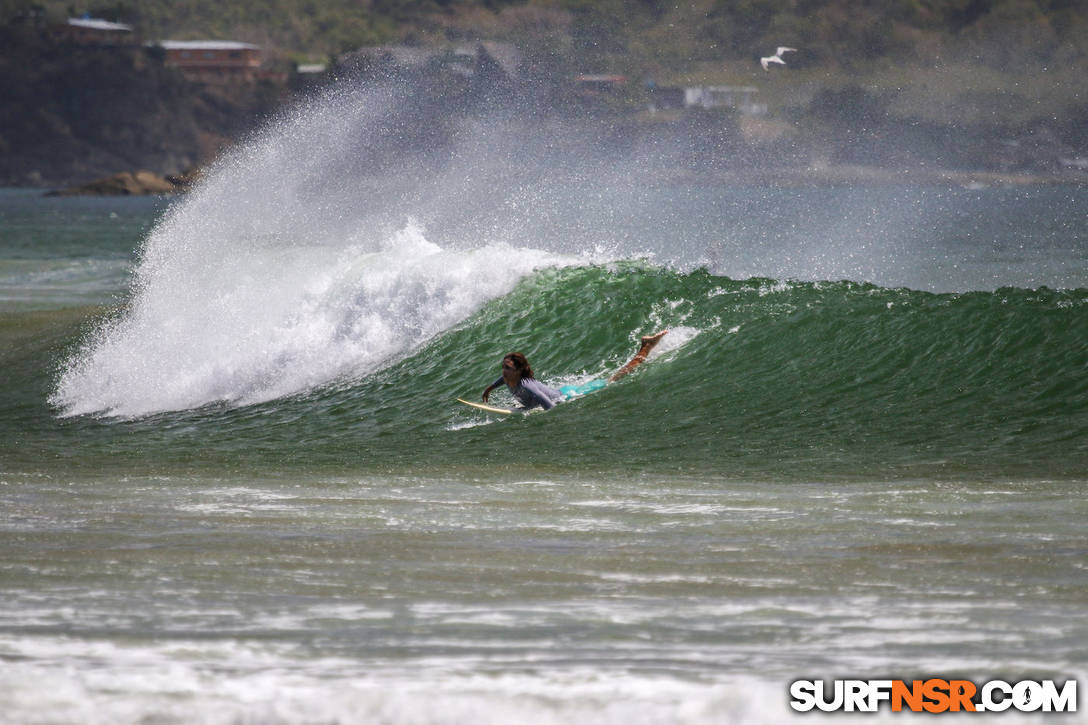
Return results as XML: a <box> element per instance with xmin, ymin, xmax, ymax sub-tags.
<box><xmin>760</xmin><ymin>46</ymin><xmax>797</xmax><ymax>70</ymax></box>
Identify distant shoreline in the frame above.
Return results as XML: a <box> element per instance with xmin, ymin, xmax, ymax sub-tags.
<box><xmin>25</xmin><ymin>163</ymin><xmax>1088</xmax><ymax>197</ymax></box>
<box><xmin>647</xmin><ymin>164</ymin><xmax>1088</xmax><ymax>188</ymax></box>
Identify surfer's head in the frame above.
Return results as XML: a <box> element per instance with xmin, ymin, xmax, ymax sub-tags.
<box><xmin>502</xmin><ymin>353</ymin><xmax>534</xmax><ymax>379</ymax></box>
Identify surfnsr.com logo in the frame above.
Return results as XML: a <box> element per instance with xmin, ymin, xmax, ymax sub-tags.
<box><xmin>789</xmin><ymin>679</ymin><xmax>1078</xmax><ymax>713</ymax></box>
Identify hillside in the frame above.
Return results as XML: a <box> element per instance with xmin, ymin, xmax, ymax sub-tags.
<box><xmin>0</xmin><ymin>24</ymin><xmax>283</xmax><ymax>186</ymax></box>
<box><xmin>2</xmin><ymin>0</ymin><xmax>1087</xmax><ymax>186</ymax></box>
<box><xmin>7</xmin><ymin>0</ymin><xmax>1087</xmax><ymax>74</ymax></box>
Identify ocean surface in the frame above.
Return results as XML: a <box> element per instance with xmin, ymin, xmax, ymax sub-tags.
<box><xmin>2</xmin><ymin>84</ymin><xmax>1087</xmax><ymax>724</ymax></box>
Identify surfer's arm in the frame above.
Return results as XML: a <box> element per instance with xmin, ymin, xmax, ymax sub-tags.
<box><xmin>482</xmin><ymin>376</ymin><xmax>504</xmax><ymax>402</ymax></box>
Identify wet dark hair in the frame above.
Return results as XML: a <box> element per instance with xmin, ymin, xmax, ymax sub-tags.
<box><xmin>503</xmin><ymin>352</ymin><xmax>534</xmax><ymax>379</ymax></box>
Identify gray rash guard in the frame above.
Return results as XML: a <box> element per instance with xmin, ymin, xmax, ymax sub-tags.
<box><xmin>491</xmin><ymin>377</ymin><xmax>563</xmax><ymax>410</ymax></box>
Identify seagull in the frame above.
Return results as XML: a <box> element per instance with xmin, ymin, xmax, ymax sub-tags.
<box><xmin>760</xmin><ymin>46</ymin><xmax>797</xmax><ymax>70</ymax></box>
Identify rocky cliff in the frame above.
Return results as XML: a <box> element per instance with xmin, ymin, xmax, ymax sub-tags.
<box><xmin>0</xmin><ymin>25</ymin><xmax>280</xmax><ymax>188</ymax></box>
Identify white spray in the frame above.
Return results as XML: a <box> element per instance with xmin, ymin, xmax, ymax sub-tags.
<box><xmin>52</xmin><ymin>83</ymin><xmax>585</xmax><ymax>418</ymax></box>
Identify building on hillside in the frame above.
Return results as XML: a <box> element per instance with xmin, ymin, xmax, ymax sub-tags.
<box><xmin>339</xmin><ymin>42</ymin><xmax>521</xmax><ymax>84</ymax></box>
<box><xmin>51</xmin><ymin>17</ymin><xmax>135</xmax><ymax>46</ymax></box>
<box><xmin>158</xmin><ymin>41</ymin><xmax>262</xmax><ymax>83</ymax></box>
<box><xmin>684</xmin><ymin>86</ymin><xmax>766</xmax><ymax>115</ymax></box>
<box><xmin>339</xmin><ymin>45</ymin><xmax>434</xmax><ymax>75</ymax></box>
<box><xmin>574</xmin><ymin>74</ymin><xmax>627</xmax><ymax>95</ymax></box>
<box><xmin>290</xmin><ymin>63</ymin><xmax>328</xmax><ymax>92</ymax></box>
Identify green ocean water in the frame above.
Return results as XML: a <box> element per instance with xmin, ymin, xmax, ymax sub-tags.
<box><xmin>8</xmin><ymin>263</ymin><xmax>1085</xmax><ymax>481</ymax></box>
<box><xmin>1</xmin><ymin>84</ymin><xmax>1087</xmax><ymax>722</ymax></box>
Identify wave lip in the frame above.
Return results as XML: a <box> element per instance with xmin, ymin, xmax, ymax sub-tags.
<box><xmin>52</xmin><ymin>222</ymin><xmax>575</xmax><ymax>418</ymax></box>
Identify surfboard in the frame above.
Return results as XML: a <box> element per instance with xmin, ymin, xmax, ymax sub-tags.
<box><xmin>457</xmin><ymin>398</ymin><xmax>514</xmax><ymax>415</ymax></box>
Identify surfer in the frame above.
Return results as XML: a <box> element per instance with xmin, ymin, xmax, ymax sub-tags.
<box><xmin>482</xmin><ymin>330</ymin><xmax>667</xmax><ymax>410</ymax></box>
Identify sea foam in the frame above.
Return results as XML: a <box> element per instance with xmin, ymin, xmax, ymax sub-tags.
<box><xmin>51</xmin><ymin>83</ymin><xmax>583</xmax><ymax>418</ymax></box>
<box><xmin>53</xmin><ymin>220</ymin><xmax>572</xmax><ymax>417</ymax></box>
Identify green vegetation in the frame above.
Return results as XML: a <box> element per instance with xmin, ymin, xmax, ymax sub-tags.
<box><xmin>4</xmin><ymin>0</ymin><xmax>1085</xmax><ymax>71</ymax></box>
<box><xmin>9</xmin><ymin>0</ymin><xmax>1088</xmax><ymax>138</ymax></box>
<box><xmin>6</xmin><ymin>0</ymin><xmax>1087</xmax><ymax>111</ymax></box>
<box><xmin>2</xmin><ymin>0</ymin><xmax>1086</xmax><ymax>183</ymax></box>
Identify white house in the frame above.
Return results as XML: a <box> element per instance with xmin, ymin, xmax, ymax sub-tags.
<box><xmin>684</xmin><ymin>86</ymin><xmax>766</xmax><ymax>115</ymax></box>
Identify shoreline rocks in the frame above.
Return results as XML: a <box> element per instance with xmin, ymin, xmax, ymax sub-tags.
<box><xmin>41</xmin><ymin>162</ymin><xmax>1084</xmax><ymax>198</ymax></box>
<box><xmin>45</xmin><ymin>170</ymin><xmax>186</xmax><ymax>196</ymax></box>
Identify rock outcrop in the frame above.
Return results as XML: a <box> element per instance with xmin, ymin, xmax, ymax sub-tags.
<box><xmin>46</xmin><ymin>170</ymin><xmax>180</xmax><ymax>196</ymax></box>
<box><xmin>0</xmin><ymin>25</ymin><xmax>276</xmax><ymax>188</ymax></box>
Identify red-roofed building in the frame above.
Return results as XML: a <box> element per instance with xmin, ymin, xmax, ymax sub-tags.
<box><xmin>159</xmin><ymin>41</ymin><xmax>262</xmax><ymax>83</ymax></box>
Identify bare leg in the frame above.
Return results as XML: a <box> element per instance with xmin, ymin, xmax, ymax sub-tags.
<box><xmin>608</xmin><ymin>330</ymin><xmax>667</xmax><ymax>382</ymax></box>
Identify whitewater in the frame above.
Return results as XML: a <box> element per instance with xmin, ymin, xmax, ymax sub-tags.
<box><xmin>50</xmin><ymin>84</ymin><xmax>597</xmax><ymax>417</ymax></box>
